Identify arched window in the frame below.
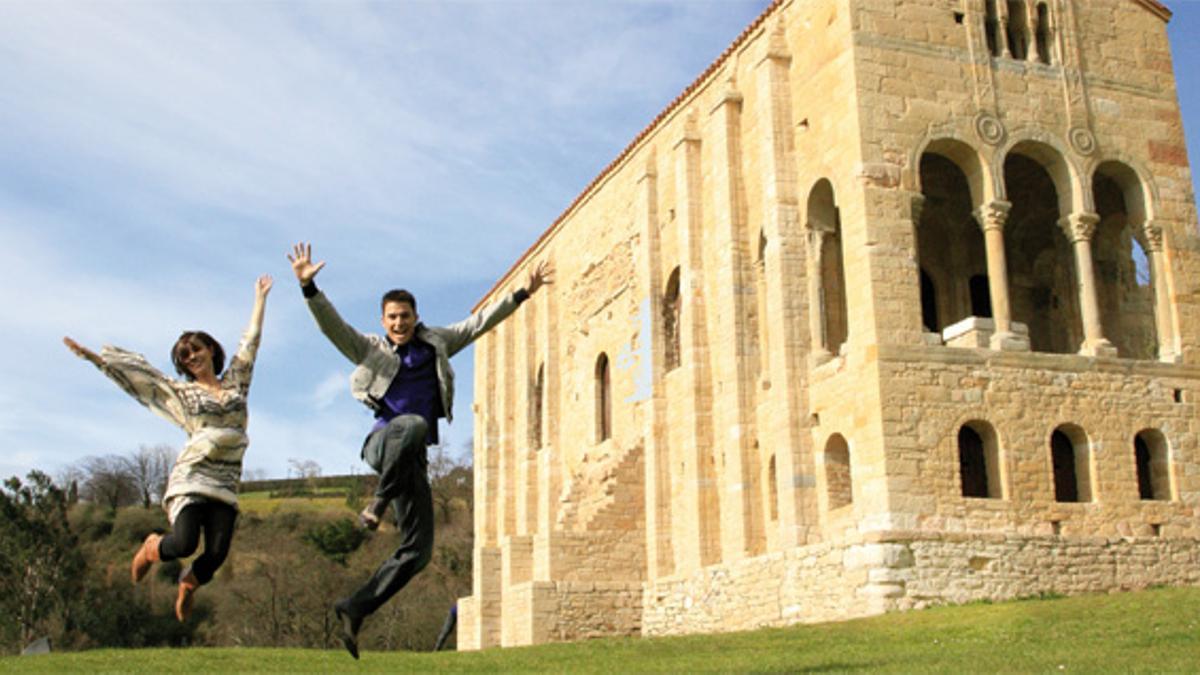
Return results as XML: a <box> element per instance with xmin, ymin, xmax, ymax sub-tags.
<box><xmin>663</xmin><ymin>267</ymin><xmax>682</xmax><ymax>372</ymax></box>
<box><xmin>530</xmin><ymin>363</ymin><xmax>544</xmax><ymax>449</ymax></box>
<box><xmin>918</xmin><ymin>151</ymin><xmax>987</xmax><ymax>333</ymax></box>
<box><xmin>824</xmin><ymin>434</ymin><xmax>852</xmax><ymax>510</ymax></box>
<box><xmin>959</xmin><ymin>422</ymin><xmax>1003</xmax><ymax>498</ymax></box>
<box><xmin>1004</xmin><ymin>150</ymin><xmax>1079</xmax><ymax>354</ymax></box>
<box><xmin>1134</xmin><ymin>429</ymin><xmax>1172</xmax><ymax>501</ymax></box>
<box><xmin>959</xmin><ymin>427</ymin><xmax>987</xmax><ymax>498</ymax></box>
<box><xmin>1092</xmin><ymin>163</ymin><xmax>1157</xmax><ymax>360</ymax></box>
<box><xmin>808</xmin><ymin>179</ymin><xmax>848</xmax><ymax>355</ymax></box>
<box><xmin>595</xmin><ymin>353</ymin><xmax>611</xmax><ymax>443</ymax></box>
<box><xmin>1051</xmin><ymin>425</ymin><xmax>1092</xmax><ymax>503</ymax></box>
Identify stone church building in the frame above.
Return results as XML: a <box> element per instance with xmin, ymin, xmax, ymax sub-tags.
<box><xmin>458</xmin><ymin>0</ymin><xmax>1200</xmax><ymax>649</ymax></box>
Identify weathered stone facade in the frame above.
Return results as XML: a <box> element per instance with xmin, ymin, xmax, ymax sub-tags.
<box><xmin>459</xmin><ymin>0</ymin><xmax>1200</xmax><ymax>649</ymax></box>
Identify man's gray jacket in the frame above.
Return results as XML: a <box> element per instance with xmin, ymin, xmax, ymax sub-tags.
<box><xmin>304</xmin><ymin>289</ymin><xmax>525</xmax><ymax>422</ymax></box>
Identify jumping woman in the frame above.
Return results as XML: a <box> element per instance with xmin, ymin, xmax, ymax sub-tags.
<box><xmin>63</xmin><ymin>274</ymin><xmax>272</xmax><ymax>621</ymax></box>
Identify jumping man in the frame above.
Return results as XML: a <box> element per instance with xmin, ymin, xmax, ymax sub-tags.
<box><xmin>287</xmin><ymin>242</ymin><xmax>551</xmax><ymax>658</ymax></box>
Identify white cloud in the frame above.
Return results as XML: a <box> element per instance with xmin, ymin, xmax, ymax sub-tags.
<box><xmin>312</xmin><ymin>370</ymin><xmax>350</xmax><ymax>411</ymax></box>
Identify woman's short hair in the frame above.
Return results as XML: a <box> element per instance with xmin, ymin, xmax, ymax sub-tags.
<box><xmin>171</xmin><ymin>331</ymin><xmax>226</xmax><ymax>380</ymax></box>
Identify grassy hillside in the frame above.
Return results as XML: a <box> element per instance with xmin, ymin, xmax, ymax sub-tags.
<box><xmin>4</xmin><ymin>585</ymin><xmax>1198</xmax><ymax>672</ymax></box>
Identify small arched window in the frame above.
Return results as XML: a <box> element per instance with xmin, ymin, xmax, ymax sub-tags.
<box><xmin>1134</xmin><ymin>429</ymin><xmax>1172</xmax><ymax>501</ymax></box>
<box><xmin>595</xmin><ymin>353</ymin><xmax>611</xmax><ymax>443</ymax></box>
<box><xmin>1051</xmin><ymin>426</ymin><xmax>1092</xmax><ymax>503</ymax></box>
<box><xmin>663</xmin><ymin>267</ymin><xmax>682</xmax><ymax>372</ymax></box>
<box><xmin>825</xmin><ymin>434</ymin><xmax>852</xmax><ymax>510</ymax></box>
<box><xmin>959</xmin><ymin>426</ymin><xmax>988</xmax><ymax>498</ymax></box>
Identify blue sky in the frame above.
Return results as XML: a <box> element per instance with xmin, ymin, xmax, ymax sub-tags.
<box><xmin>1</xmin><ymin>1</ymin><xmax>1197</xmax><ymax>482</ymax></box>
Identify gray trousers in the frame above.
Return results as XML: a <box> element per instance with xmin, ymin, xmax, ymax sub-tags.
<box><xmin>341</xmin><ymin>414</ymin><xmax>434</xmax><ymax>619</ymax></box>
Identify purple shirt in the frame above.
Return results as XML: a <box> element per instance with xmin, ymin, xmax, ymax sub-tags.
<box><xmin>371</xmin><ymin>334</ymin><xmax>442</xmax><ymax>445</ymax></box>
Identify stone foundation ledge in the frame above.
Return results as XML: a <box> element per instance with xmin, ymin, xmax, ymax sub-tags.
<box><xmin>642</xmin><ymin>532</ymin><xmax>1200</xmax><ymax>638</ymax></box>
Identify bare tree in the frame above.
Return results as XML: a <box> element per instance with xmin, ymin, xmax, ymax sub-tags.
<box><xmin>125</xmin><ymin>444</ymin><xmax>174</xmax><ymax>509</ymax></box>
<box><xmin>77</xmin><ymin>455</ymin><xmax>138</xmax><ymax>512</ymax></box>
<box><xmin>288</xmin><ymin>458</ymin><xmax>322</xmax><ymax>495</ymax></box>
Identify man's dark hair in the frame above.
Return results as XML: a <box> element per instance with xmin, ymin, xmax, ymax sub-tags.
<box><xmin>381</xmin><ymin>289</ymin><xmax>417</xmax><ymax>314</ymax></box>
<box><xmin>171</xmin><ymin>331</ymin><xmax>226</xmax><ymax>381</ymax></box>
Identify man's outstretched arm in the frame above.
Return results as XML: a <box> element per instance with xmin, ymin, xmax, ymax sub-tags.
<box><xmin>288</xmin><ymin>241</ymin><xmax>372</xmax><ymax>365</ymax></box>
<box><xmin>441</xmin><ymin>259</ymin><xmax>555</xmax><ymax>356</ymax></box>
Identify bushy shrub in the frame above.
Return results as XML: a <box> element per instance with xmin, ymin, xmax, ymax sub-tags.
<box><xmin>303</xmin><ymin>517</ymin><xmax>367</xmax><ymax>566</ymax></box>
<box><xmin>69</xmin><ymin>503</ymin><xmax>114</xmax><ymax>543</ymax></box>
<box><xmin>111</xmin><ymin>507</ymin><xmax>168</xmax><ymax>545</ymax></box>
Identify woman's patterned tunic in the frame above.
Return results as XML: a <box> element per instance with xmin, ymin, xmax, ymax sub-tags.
<box><xmin>96</xmin><ymin>328</ymin><xmax>260</xmax><ymax>523</ymax></box>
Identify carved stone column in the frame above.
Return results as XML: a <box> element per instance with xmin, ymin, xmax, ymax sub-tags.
<box><xmin>806</xmin><ymin>221</ymin><xmax>832</xmax><ymax>364</ymax></box>
<box><xmin>975</xmin><ymin>200</ymin><xmax>1027</xmax><ymax>350</ymax></box>
<box><xmin>1143</xmin><ymin>223</ymin><xmax>1177</xmax><ymax>361</ymax></box>
<box><xmin>1060</xmin><ymin>212</ymin><xmax>1116</xmax><ymax>356</ymax></box>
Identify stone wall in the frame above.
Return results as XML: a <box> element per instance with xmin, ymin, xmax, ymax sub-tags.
<box><xmin>460</xmin><ymin>0</ymin><xmax>1200</xmax><ymax>651</ymax></box>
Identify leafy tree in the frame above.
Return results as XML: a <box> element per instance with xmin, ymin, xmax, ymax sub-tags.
<box><xmin>0</xmin><ymin>472</ymin><xmax>86</xmax><ymax>653</ymax></box>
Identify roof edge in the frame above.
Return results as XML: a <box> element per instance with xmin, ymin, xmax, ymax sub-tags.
<box><xmin>473</xmin><ymin>0</ymin><xmax>1171</xmax><ymax>311</ymax></box>
<box><xmin>1135</xmin><ymin>0</ymin><xmax>1172</xmax><ymax>22</ymax></box>
<box><xmin>473</xmin><ymin>0</ymin><xmax>785</xmax><ymax>311</ymax></box>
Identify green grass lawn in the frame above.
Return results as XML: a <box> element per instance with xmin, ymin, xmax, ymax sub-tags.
<box><xmin>237</xmin><ymin>490</ymin><xmax>353</xmax><ymax>516</ymax></box>
<box><xmin>4</xmin><ymin>586</ymin><xmax>1198</xmax><ymax>672</ymax></box>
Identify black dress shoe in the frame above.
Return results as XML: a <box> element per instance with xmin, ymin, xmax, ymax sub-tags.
<box><xmin>333</xmin><ymin>602</ymin><xmax>362</xmax><ymax>660</ymax></box>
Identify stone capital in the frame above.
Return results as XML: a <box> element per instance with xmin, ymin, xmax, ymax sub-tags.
<box><xmin>908</xmin><ymin>192</ymin><xmax>926</xmax><ymax>225</ymax></box>
<box><xmin>806</xmin><ymin>217</ymin><xmax>835</xmax><ymax>237</ymax></box>
<box><xmin>757</xmin><ymin>20</ymin><xmax>791</xmax><ymax>67</ymax></box>
<box><xmin>673</xmin><ymin>111</ymin><xmax>702</xmax><ymax>151</ymax></box>
<box><xmin>1143</xmin><ymin>222</ymin><xmax>1165</xmax><ymax>252</ymax></box>
<box><xmin>975</xmin><ymin>200</ymin><xmax>1012</xmax><ymax>233</ymax></box>
<box><xmin>1059</xmin><ymin>212</ymin><xmax>1100</xmax><ymax>243</ymax></box>
<box><xmin>710</xmin><ymin>77</ymin><xmax>743</xmax><ymax>115</ymax></box>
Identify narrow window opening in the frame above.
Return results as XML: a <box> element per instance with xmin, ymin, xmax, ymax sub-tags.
<box><xmin>1173</xmin><ymin>389</ymin><xmax>1183</xmax><ymax>403</ymax></box>
<box><xmin>1035</xmin><ymin>3</ymin><xmax>1051</xmax><ymax>64</ymax></box>
<box><xmin>1135</xmin><ymin>429</ymin><xmax>1172</xmax><ymax>501</ymax></box>
<box><xmin>663</xmin><ymin>268</ymin><xmax>682</xmax><ymax>372</ymax></box>
<box><xmin>1006</xmin><ymin>1</ymin><xmax>1029</xmax><ymax>60</ymax></box>
<box><xmin>985</xmin><ymin>0</ymin><xmax>1000</xmax><ymax>56</ymax></box>
<box><xmin>531</xmin><ymin>364</ymin><xmax>544</xmax><ymax>449</ymax></box>
<box><xmin>954</xmin><ymin>12</ymin><xmax>965</xmax><ymax>25</ymax></box>
<box><xmin>768</xmin><ymin>455</ymin><xmax>779</xmax><ymax>522</ymax></box>
<box><xmin>1134</xmin><ymin>435</ymin><xmax>1154</xmax><ymax>500</ymax></box>
<box><xmin>1051</xmin><ymin>429</ymin><xmax>1079</xmax><ymax>503</ymax></box>
<box><xmin>595</xmin><ymin>353</ymin><xmax>611</xmax><ymax>443</ymax></box>
<box><xmin>959</xmin><ymin>426</ymin><xmax>989</xmax><ymax>498</ymax></box>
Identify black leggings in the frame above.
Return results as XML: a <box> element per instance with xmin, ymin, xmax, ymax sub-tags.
<box><xmin>158</xmin><ymin>501</ymin><xmax>238</xmax><ymax>585</ymax></box>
